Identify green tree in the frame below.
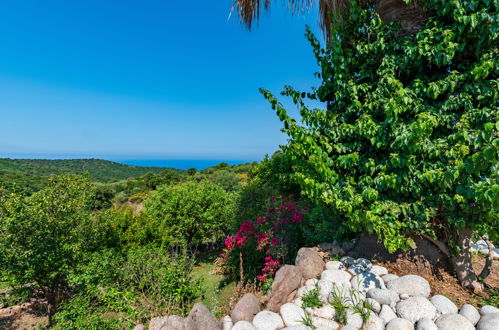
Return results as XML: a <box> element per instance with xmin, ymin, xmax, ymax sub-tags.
<box><xmin>264</xmin><ymin>0</ymin><xmax>498</xmax><ymax>290</ymax></box>
<box><xmin>209</xmin><ymin>170</ymin><xmax>242</xmax><ymax>192</ymax></box>
<box><xmin>0</xmin><ymin>175</ymin><xmax>100</xmax><ymax>322</ymax></box>
<box><xmin>145</xmin><ymin>181</ymin><xmax>236</xmax><ymax>245</ymax></box>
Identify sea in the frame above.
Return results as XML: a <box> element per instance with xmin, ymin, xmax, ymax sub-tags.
<box><xmin>113</xmin><ymin>159</ymin><xmax>255</xmax><ymax>170</ymax></box>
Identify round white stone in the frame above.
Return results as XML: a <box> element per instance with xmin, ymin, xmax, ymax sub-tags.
<box><xmin>351</xmin><ymin>272</ymin><xmax>385</xmax><ymax>292</ymax></box>
<box><xmin>363</xmin><ymin>313</ymin><xmax>385</xmax><ymax>330</ymax></box>
<box><xmin>459</xmin><ymin>304</ymin><xmax>480</xmax><ymax>325</ymax></box>
<box><xmin>415</xmin><ymin>317</ymin><xmax>437</xmax><ymax>330</ymax></box>
<box><xmin>366</xmin><ymin>298</ymin><xmax>381</xmax><ymax>314</ymax></box>
<box><xmin>317</xmin><ymin>279</ymin><xmax>334</xmax><ymax>302</ymax></box>
<box><xmin>321</xmin><ymin>270</ymin><xmax>352</xmax><ymax>286</ymax></box>
<box><xmin>340</xmin><ymin>256</ymin><xmax>355</xmax><ymax>266</ymax></box>
<box><xmin>435</xmin><ymin>314</ymin><xmax>475</xmax><ymax>330</ymax></box>
<box><xmin>347</xmin><ymin>264</ymin><xmax>366</xmax><ymax>275</ymax></box>
<box><xmin>233</xmin><ymin>320</ymin><xmax>257</xmax><ymax>330</ymax></box>
<box><xmin>252</xmin><ymin>311</ymin><xmax>284</xmax><ymax>330</ymax></box>
<box><xmin>356</xmin><ymin>258</ymin><xmax>373</xmax><ymax>269</ymax></box>
<box><xmin>370</xmin><ymin>265</ymin><xmax>388</xmax><ymax>276</ymax></box>
<box><xmin>305</xmin><ymin>278</ymin><xmax>319</xmax><ymax>287</ymax></box>
<box><xmin>430</xmin><ymin>295</ymin><xmax>458</xmax><ymax>315</ymax></box>
<box><xmin>313</xmin><ymin>304</ymin><xmax>335</xmax><ymax>319</ymax></box>
<box><xmin>480</xmin><ymin>305</ymin><xmax>499</xmax><ymax>316</ymax></box>
<box><xmin>387</xmin><ymin>275</ymin><xmax>431</xmax><ymax>298</ymax></box>
<box><xmin>379</xmin><ymin>304</ymin><xmax>397</xmax><ymax>324</ymax></box>
<box><xmin>312</xmin><ymin>317</ymin><xmax>339</xmax><ymax>329</ymax></box>
<box><xmin>345</xmin><ymin>309</ymin><xmax>363</xmax><ymax>328</ymax></box>
<box><xmin>477</xmin><ymin>313</ymin><xmax>499</xmax><ymax>330</ymax></box>
<box><xmin>325</xmin><ymin>261</ymin><xmax>345</xmax><ymax>270</ymax></box>
<box><xmin>386</xmin><ymin>318</ymin><xmax>414</xmax><ymax>330</ymax></box>
<box><xmin>280</xmin><ymin>303</ymin><xmax>306</xmax><ymax>327</ymax></box>
<box><xmin>366</xmin><ymin>288</ymin><xmax>400</xmax><ymax>305</ymax></box>
<box><xmin>396</xmin><ymin>296</ymin><xmax>436</xmax><ymax>323</ymax></box>
<box><xmin>381</xmin><ymin>274</ymin><xmax>399</xmax><ymax>284</ymax></box>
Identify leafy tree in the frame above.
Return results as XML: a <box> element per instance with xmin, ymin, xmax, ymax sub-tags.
<box><xmin>209</xmin><ymin>169</ymin><xmax>242</xmax><ymax>192</ymax></box>
<box><xmin>0</xmin><ymin>175</ymin><xmax>101</xmax><ymax>322</ymax></box>
<box><xmin>264</xmin><ymin>0</ymin><xmax>498</xmax><ymax>290</ymax></box>
<box><xmin>145</xmin><ymin>181</ymin><xmax>236</xmax><ymax>245</ymax></box>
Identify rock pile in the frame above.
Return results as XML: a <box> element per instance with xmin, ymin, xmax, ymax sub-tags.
<box><xmin>142</xmin><ymin>246</ymin><xmax>498</xmax><ymax>330</ymax></box>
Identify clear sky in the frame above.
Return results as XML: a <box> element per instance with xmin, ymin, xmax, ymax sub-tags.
<box><xmin>0</xmin><ymin>1</ymin><xmax>323</xmax><ymax>160</ymax></box>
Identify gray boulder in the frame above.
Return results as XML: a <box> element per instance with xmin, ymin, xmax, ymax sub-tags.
<box><xmin>363</xmin><ymin>313</ymin><xmax>385</xmax><ymax>330</ymax></box>
<box><xmin>381</xmin><ymin>274</ymin><xmax>399</xmax><ymax>284</ymax></box>
<box><xmin>345</xmin><ymin>309</ymin><xmax>363</xmax><ymax>328</ymax></box>
<box><xmin>267</xmin><ymin>265</ymin><xmax>303</xmax><ymax>312</ymax></box>
<box><xmin>312</xmin><ymin>317</ymin><xmax>339</xmax><ymax>329</ymax></box>
<box><xmin>430</xmin><ymin>295</ymin><xmax>458</xmax><ymax>315</ymax></box>
<box><xmin>313</xmin><ymin>304</ymin><xmax>335</xmax><ymax>319</ymax></box>
<box><xmin>370</xmin><ymin>265</ymin><xmax>388</xmax><ymax>276</ymax></box>
<box><xmin>459</xmin><ymin>304</ymin><xmax>480</xmax><ymax>325</ymax></box>
<box><xmin>396</xmin><ymin>296</ymin><xmax>436</xmax><ymax>323</ymax></box>
<box><xmin>187</xmin><ymin>303</ymin><xmax>221</xmax><ymax>330</ymax></box>
<box><xmin>386</xmin><ymin>318</ymin><xmax>414</xmax><ymax>330</ymax></box>
<box><xmin>367</xmin><ymin>288</ymin><xmax>400</xmax><ymax>305</ymax></box>
<box><xmin>231</xmin><ymin>293</ymin><xmax>261</xmax><ymax>323</ymax></box>
<box><xmin>477</xmin><ymin>313</ymin><xmax>499</xmax><ymax>330</ymax></box>
<box><xmin>480</xmin><ymin>305</ymin><xmax>499</xmax><ymax>316</ymax></box>
<box><xmin>280</xmin><ymin>303</ymin><xmax>305</xmax><ymax>327</ymax></box>
<box><xmin>340</xmin><ymin>256</ymin><xmax>355</xmax><ymax>266</ymax></box>
<box><xmin>415</xmin><ymin>317</ymin><xmax>437</xmax><ymax>330</ymax></box>
<box><xmin>350</xmin><ymin>272</ymin><xmax>385</xmax><ymax>292</ymax></box>
<box><xmin>252</xmin><ymin>311</ymin><xmax>284</xmax><ymax>330</ymax></box>
<box><xmin>355</xmin><ymin>258</ymin><xmax>372</xmax><ymax>269</ymax></box>
<box><xmin>148</xmin><ymin>315</ymin><xmax>195</xmax><ymax>330</ymax></box>
<box><xmin>379</xmin><ymin>304</ymin><xmax>398</xmax><ymax>324</ymax></box>
<box><xmin>387</xmin><ymin>275</ymin><xmax>431</xmax><ymax>297</ymax></box>
<box><xmin>295</xmin><ymin>248</ymin><xmax>325</xmax><ymax>279</ymax></box>
<box><xmin>325</xmin><ymin>261</ymin><xmax>345</xmax><ymax>270</ymax></box>
<box><xmin>435</xmin><ymin>314</ymin><xmax>475</xmax><ymax>330</ymax></box>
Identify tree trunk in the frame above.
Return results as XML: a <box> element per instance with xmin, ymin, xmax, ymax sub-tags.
<box><xmin>376</xmin><ymin>0</ymin><xmax>427</xmax><ymax>36</ymax></box>
<box><xmin>46</xmin><ymin>292</ymin><xmax>57</xmax><ymax>325</ymax></box>
<box><xmin>452</xmin><ymin>227</ymin><xmax>484</xmax><ymax>292</ymax></box>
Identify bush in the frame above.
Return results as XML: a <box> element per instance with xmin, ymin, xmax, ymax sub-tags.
<box><xmin>54</xmin><ymin>246</ymin><xmax>201</xmax><ymax>329</ymax></box>
<box><xmin>145</xmin><ymin>181</ymin><xmax>236</xmax><ymax>245</ymax></box>
<box><xmin>264</xmin><ymin>0</ymin><xmax>498</xmax><ymax>290</ymax></box>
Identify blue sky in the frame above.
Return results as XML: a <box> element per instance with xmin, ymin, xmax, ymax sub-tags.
<box><xmin>0</xmin><ymin>1</ymin><xmax>323</xmax><ymax>160</ymax></box>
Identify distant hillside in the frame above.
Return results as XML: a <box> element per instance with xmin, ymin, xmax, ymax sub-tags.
<box><xmin>0</xmin><ymin>158</ymin><xmax>169</xmax><ymax>183</ymax></box>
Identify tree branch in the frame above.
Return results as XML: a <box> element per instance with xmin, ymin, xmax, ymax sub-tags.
<box><xmin>479</xmin><ymin>235</ymin><xmax>494</xmax><ymax>281</ymax></box>
<box><xmin>421</xmin><ymin>233</ymin><xmax>450</xmax><ymax>257</ymax></box>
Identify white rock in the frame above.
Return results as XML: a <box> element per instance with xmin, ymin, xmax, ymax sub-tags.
<box><xmin>293</xmin><ymin>297</ymin><xmax>303</xmax><ymax>308</ymax></box>
<box><xmin>313</xmin><ymin>304</ymin><xmax>335</xmax><ymax>319</ymax></box>
<box><xmin>430</xmin><ymin>295</ymin><xmax>458</xmax><ymax>315</ymax></box>
<box><xmin>325</xmin><ymin>261</ymin><xmax>345</xmax><ymax>270</ymax></box>
<box><xmin>370</xmin><ymin>265</ymin><xmax>388</xmax><ymax>276</ymax></box>
<box><xmin>351</xmin><ymin>272</ymin><xmax>385</xmax><ymax>292</ymax></box>
<box><xmin>396</xmin><ymin>296</ymin><xmax>436</xmax><ymax>323</ymax></box>
<box><xmin>400</xmin><ymin>293</ymin><xmax>410</xmax><ymax>300</ymax></box>
<box><xmin>317</xmin><ymin>280</ymin><xmax>334</xmax><ymax>302</ymax></box>
<box><xmin>223</xmin><ymin>315</ymin><xmax>234</xmax><ymax>330</ymax></box>
<box><xmin>233</xmin><ymin>320</ymin><xmax>257</xmax><ymax>330</ymax></box>
<box><xmin>296</xmin><ymin>286</ymin><xmax>313</xmax><ymax>298</ymax></box>
<box><xmin>435</xmin><ymin>314</ymin><xmax>475</xmax><ymax>330</ymax></box>
<box><xmin>366</xmin><ymin>298</ymin><xmax>381</xmax><ymax>314</ymax></box>
<box><xmin>366</xmin><ymin>288</ymin><xmax>400</xmax><ymax>305</ymax></box>
<box><xmin>280</xmin><ymin>303</ymin><xmax>306</xmax><ymax>327</ymax></box>
<box><xmin>386</xmin><ymin>318</ymin><xmax>414</xmax><ymax>330</ymax></box>
<box><xmin>305</xmin><ymin>278</ymin><xmax>319</xmax><ymax>287</ymax></box>
<box><xmin>363</xmin><ymin>313</ymin><xmax>385</xmax><ymax>330</ymax></box>
<box><xmin>339</xmin><ymin>326</ymin><xmax>358</xmax><ymax>330</ymax></box>
<box><xmin>347</xmin><ymin>265</ymin><xmax>366</xmax><ymax>275</ymax></box>
<box><xmin>345</xmin><ymin>309</ymin><xmax>363</xmax><ymax>328</ymax></box>
<box><xmin>387</xmin><ymin>275</ymin><xmax>431</xmax><ymax>297</ymax></box>
<box><xmin>282</xmin><ymin>326</ymin><xmax>311</xmax><ymax>330</ymax></box>
<box><xmin>477</xmin><ymin>313</ymin><xmax>499</xmax><ymax>330</ymax></box>
<box><xmin>379</xmin><ymin>304</ymin><xmax>397</xmax><ymax>324</ymax></box>
<box><xmin>321</xmin><ymin>270</ymin><xmax>352</xmax><ymax>286</ymax></box>
<box><xmin>459</xmin><ymin>304</ymin><xmax>480</xmax><ymax>325</ymax></box>
<box><xmin>356</xmin><ymin>258</ymin><xmax>372</xmax><ymax>269</ymax></box>
<box><xmin>252</xmin><ymin>311</ymin><xmax>284</xmax><ymax>330</ymax></box>
<box><xmin>480</xmin><ymin>305</ymin><xmax>499</xmax><ymax>315</ymax></box>
<box><xmin>340</xmin><ymin>256</ymin><xmax>355</xmax><ymax>266</ymax></box>
<box><xmin>312</xmin><ymin>317</ymin><xmax>339</xmax><ymax>329</ymax></box>
<box><xmin>415</xmin><ymin>317</ymin><xmax>437</xmax><ymax>330</ymax></box>
<box><xmin>381</xmin><ymin>274</ymin><xmax>399</xmax><ymax>284</ymax></box>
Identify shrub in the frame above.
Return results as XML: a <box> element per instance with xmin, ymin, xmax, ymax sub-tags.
<box><xmin>145</xmin><ymin>181</ymin><xmax>236</xmax><ymax>245</ymax></box>
<box><xmin>301</xmin><ymin>288</ymin><xmax>323</xmax><ymax>309</ymax></box>
<box><xmin>263</xmin><ymin>0</ymin><xmax>498</xmax><ymax>290</ymax></box>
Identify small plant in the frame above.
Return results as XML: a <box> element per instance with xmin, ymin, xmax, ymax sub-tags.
<box><xmin>299</xmin><ymin>309</ymin><xmax>314</xmax><ymax>328</ymax></box>
<box><xmin>479</xmin><ymin>289</ymin><xmax>499</xmax><ymax>307</ymax></box>
<box><xmin>262</xmin><ymin>278</ymin><xmax>274</xmax><ymax>295</ymax></box>
<box><xmin>301</xmin><ymin>288</ymin><xmax>323</xmax><ymax>309</ymax></box>
<box><xmin>329</xmin><ymin>285</ymin><xmax>349</xmax><ymax>324</ymax></box>
<box><xmin>329</xmin><ymin>284</ymin><xmax>375</xmax><ymax>324</ymax></box>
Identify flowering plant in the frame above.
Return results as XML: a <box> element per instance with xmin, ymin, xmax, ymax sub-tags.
<box><xmin>221</xmin><ymin>196</ymin><xmax>308</xmax><ymax>282</ymax></box>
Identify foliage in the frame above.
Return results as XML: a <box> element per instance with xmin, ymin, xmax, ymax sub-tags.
<box><xmin>263</xmin><ymin>0</ymin><xmax>498</xmax><ymax>254</ymax></box>
<box><xmin>145</xmin><ymin>181</ymin><xmax>237</xmax><ymax>245</ymax></box>
<box><xmin>0</xmin><ymin>175</ymin><xmax>103</xmax><ymax>320</ymax></box>
<box><xmin>479</xmin><ymin>288</ymin><xmax>499</xmax><ymax>307</ymax></box>
<box><xmin>301</xmin><ymin>288</ymin><xmax>323</xmax><ymax>309</ymax></box>
<box><xmin>209</xmin><ymin>170</ymin><xmax>242</xmax><ymax>192</ymax></box>
<box><xmin>54</xmin><ymin>246</ymin><xmax>201</xmax><ymax>329</ymax></box>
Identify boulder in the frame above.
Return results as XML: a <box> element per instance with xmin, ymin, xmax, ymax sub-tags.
<box><xmin>396</xmin><ymin>296</ymin><xmax>436</xmax><ymax>323</ymax></box>
<box><xmin>355</xmin><ymin>258</ymin><xmax>372</xmax><ymax>269</ymax></box>
<box><xmin>133</xmin><ymin>325</ymin><xmax>146</xmax><ymax>330</ymax></box>
<box><xmin>280</xmin><ymin>303</ymin><xmax>306</xmax><ymax>326</ymax></box>
<box><xmin>232</xmin><ymin>320</ymin><xmax>257</xmax><ymax>330</ymax></box>
<box><xmin>480</xmin><ymin>305</ymin><xmax>499</xmax><ymax>316</ymax></box>
<box><xmin>325</xmin><ymin>261</ymin><xmax>345</xmax><ymax>270</ymax></box>
<box><xmin>312</xmin><ymin>317</ymin><xmax>339</xmax><ymax>329</ymax></box>
<box><xmin>148</xmin><ymin>315</ymin><xmax>194</xmax><ymax>330</ymax></box>
<box><xmin>313</xmin><ymin>304</ymin><xmax>335</xmax><ymax>319</ymax></box>
<box><xmin>267</xmin><ymin>265</ymin><xmax>303</xmax><ymax>312</ymax></box>
<box><xmin>367</xmin><ymin>288</ymin><xmax>400</xmax><ymax>305</ymax></box>
<box><xmin>187</xmin><ymin>303</ymin><xmax>221</xmax><ymax>330</ymax></box>
<box><xmin>340</xmin><ymin>326</ymin><xmax>359</xmax><ymax>330</ymax></box>
<box><xmin>379</xmin><ymin>304</ymin><xmax>397</xmax><ymax>324</ymax></box>
<box><xmin>459</xmin><ymin>304</ymin><xmax>480</xmax><ymax>325</ymax></box>
<box><xmin>223</xmin><ymin>316</ymin><xmax>233</xmax><ymax>330</ymax></box>
<box><xmin>295</xmin><ymin>248</ymin><xmax>325</xmax><ymax>279</ymax></box>
<box><xmin>340</xmin><ymin>256</ymin><xmax>355</xmax><ymax>266</ymax></box>
<box><xmin>252</xmin><ymin>311</ymin><xmax>284</xmax><ymax>330</ymax></box>
<box><xmin>350</xmin><ymin>272</ymin><xmax>385</xmax><ymax>292</ymax></box>
<box><xmin>477</xmin><ymin>313</ymin><xmax>499</xmax><ymax>330</ymax></box>
<box><xmin>366</xmin><ymin>298</ymin><xmax>381</xmax><ymax>313</ymax></box>
<box><xmin>430</xmin><ymin>295</ymin><xmax>458</xmax><ymax>315</ymax></box>
<box><xmin>386</xmin><ymin>318</ymin><xmax>415</xmax><ymax>330</ymax></box>
<box><xmin>370</xmin><ymin>265</ymin><xmax>388</xmax><ymax>276</ymax></box>
<box><xmin>296</xmin><ymin>286</ymin><xmax>313</xmax><ymax>298</ymax></box>
<box><xmin>347</xmin><ymin>265</ymin><xmax>365</xmax><ymax>275</ymax></box>
<box><xmin>435</xmin><ymin>314</ymin><xmax>475</xmax><ymax>330</ymax></box>
<box><xmin>387</xmin><ymin>275</ymin><xmax>431</xmax><ymax>297</ymax></box>
<box><xmin>321</xmin><ymin>270</ymin><xmax>352</xmax><ymax>286</ymax></box>
<box><xmin>282</xmin><ymin>326</ymin><xmax>311</xmax><ymax>330</ymax></box>
<box><xmin>305</xmin><ymin>278</ymin><xmax>319</xmax><ymax>287</ymax></box>
<box><xmin>317</xmin><ymin>279</ymin><xmax>333</xmax><ymax>302</ymax></box>
<box><xmin>231</xmin><ymin>293</ymin><xmax>261</xmax><ymax>323</ymax></box>
<box><xmin>363</xmin><ymin>313</ymin><xmax>385</xmax><ymax>330</ymax></box>
<box><xmin>415</xmin><ymin>317</ymin><xmax>437</xmax><ymax>330</ymax></box>
<box><xmin>318</xmin><ymin>242</ymin><xmax>345</xmax><ymax>256</ymax></box>
<box><xmin>345</xmin><ymin>309</ymin><xmax>363</xmax><ymax>328</ymax></box>
<box><xmin>381</xmin><ymin>274</ymin><xmax>399</xmax><ymax>284</ymax></box>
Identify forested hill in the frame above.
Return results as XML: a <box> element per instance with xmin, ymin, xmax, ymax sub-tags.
<box><xmin>0</xmin><ymin>158</ymin><xmax>168</xmax><ymax>183</ymax></box>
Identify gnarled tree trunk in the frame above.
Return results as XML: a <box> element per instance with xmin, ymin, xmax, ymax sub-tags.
<box><xmin>452</xmin><ymin>227</ymin><xmax>484</xmax><ymax>292</ymax></box>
